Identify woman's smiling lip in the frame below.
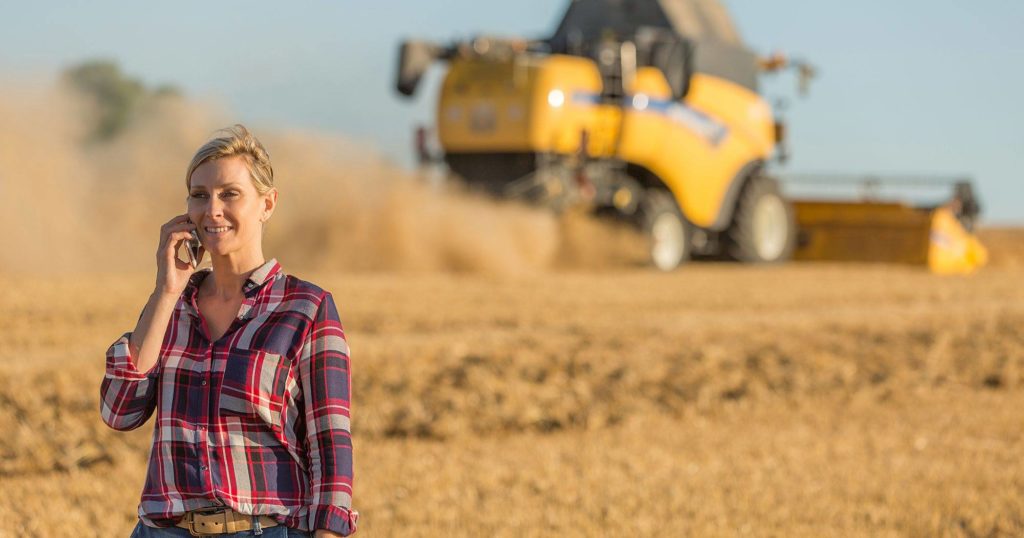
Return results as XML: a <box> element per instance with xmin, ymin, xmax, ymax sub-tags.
<box><xmin>204</xmin><ymin>225</ymin><xmax>233</xmax><ymax>235</ymax></box>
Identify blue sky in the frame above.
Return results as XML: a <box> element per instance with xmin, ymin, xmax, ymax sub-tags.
<box><xmin>2</xmin><ymin>1</ymin><xmax>1021</xmax><ymax>223</ymax></box>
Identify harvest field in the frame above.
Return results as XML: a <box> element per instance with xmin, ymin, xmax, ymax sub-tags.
<box><xmin>1</xmin><ymin>229</ymin><xmax>1022</xmax><ymax>537</ymax></box>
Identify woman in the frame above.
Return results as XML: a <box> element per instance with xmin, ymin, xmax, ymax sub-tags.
<box><xmin>100</xmin><ymin>125</ymin><xmax>358</xmax><ymax>537</ymax></box>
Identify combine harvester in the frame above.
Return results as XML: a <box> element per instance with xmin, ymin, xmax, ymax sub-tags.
<box><xmin>395</xmin><ymin>0</ymin><xmax>986</xmax><ymax>274</ymax></box>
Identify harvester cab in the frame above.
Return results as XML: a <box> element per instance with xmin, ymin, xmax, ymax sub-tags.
<box><xmin>395</xmin><ymin>0</ymin><xmax>987</xmax><ymax>274</ymax></box>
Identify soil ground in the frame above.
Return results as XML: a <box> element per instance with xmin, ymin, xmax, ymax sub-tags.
<box><xmin>1</xmin><ymin>229</ymin><xmax>1022</xmax><ymax>537</ymax></box>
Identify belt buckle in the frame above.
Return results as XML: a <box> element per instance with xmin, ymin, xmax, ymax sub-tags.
<box><xmin>186</xmin><ymin>508</ymin><xmax>228</xmax><ymax>537</ymax></box>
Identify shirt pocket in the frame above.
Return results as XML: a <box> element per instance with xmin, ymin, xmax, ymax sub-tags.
<box><xmin>218</xmin><ymin>348</ymin><xmax>293</xmax><ymax>431</ymax></box>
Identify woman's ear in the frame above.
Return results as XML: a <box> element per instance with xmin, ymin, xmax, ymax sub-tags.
<box><xmin>261</xmin><ymin>188</ymin><xmax>278</xmax><ymax>222</ymax></box>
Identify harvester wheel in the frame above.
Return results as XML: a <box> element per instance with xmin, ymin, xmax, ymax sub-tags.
<box><xmin>640</xmin><ymin>189</ymin><xmax>690</xmax><ymax>271</ymax></box>
<box><xmin>726</xmin><ymin>175</ymin><xmax>796</xmax><ymax>263</ymax></box>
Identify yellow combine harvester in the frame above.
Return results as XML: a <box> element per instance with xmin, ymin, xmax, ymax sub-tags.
<box><xmin>396</xmin><ymin>0</ymin><xmax>986</xmax><ymax>273</ymax></box>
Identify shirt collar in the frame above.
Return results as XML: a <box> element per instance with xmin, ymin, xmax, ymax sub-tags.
<box><xmin>183</xmin><ymin>258</ymin><xmax>282</xmax><ymax>315</ymax></box>
<box><xmin>243</xmin><ymin>258</ymin><xmax>282</xmax><ymax>294</ymax></box>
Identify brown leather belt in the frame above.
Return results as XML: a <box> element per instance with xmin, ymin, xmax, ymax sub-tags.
<box><xmin>175</xmin><ymin>507</ymin><xmax>279</xmax><ymax>536</ymax></box>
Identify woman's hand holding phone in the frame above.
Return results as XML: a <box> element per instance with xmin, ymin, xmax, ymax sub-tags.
<box><xmin>155</xmin><ymin>214</ymin><xmax>204</xmax><ymax>298</ymax></box>
<box><xmin>127</xmin><ymin>215</ymin><xmax>203</xmax><ymax>370</ymax></box>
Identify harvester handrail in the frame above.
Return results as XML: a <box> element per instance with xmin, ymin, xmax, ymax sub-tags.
<box><xmin>778</xmin><ymin>173</ymin><xmax>981</xmax><ymax>231</ymax></box>
<box><xmin>779</xmin><ymin>173</ymin><xmax>973</xmax><ymax>188</ymax></box>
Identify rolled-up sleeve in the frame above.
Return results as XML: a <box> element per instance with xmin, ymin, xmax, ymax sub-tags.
<box><xmin>300</xmin><ymin>292</ymin><xmax>358</xmax><ymax>535</ymax></box>
<box><xmin>99</xmin><ymin>332</ymin><xmax>160</xmax><ymax>431</ymax></box>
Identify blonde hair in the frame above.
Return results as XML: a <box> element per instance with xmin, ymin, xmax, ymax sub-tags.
<box><xmin>186</xmin><ymin>124</ymin><xmax>274</xmax><ymax>194</ymax></box>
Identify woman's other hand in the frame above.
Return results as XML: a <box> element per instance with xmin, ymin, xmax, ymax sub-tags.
<box><xmin>155</xmin><ymin>214</ymin><xmax>204</xmax><ymax>298</ymax></box>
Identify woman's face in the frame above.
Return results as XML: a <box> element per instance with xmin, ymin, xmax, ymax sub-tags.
<box><xmin>187</xmin><ymin>156</ymin><xmax>275</xmax><ymax>258</ymax></box>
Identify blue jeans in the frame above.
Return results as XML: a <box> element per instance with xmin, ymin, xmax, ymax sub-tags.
<box><xmin>130</xmin><ymin>520</ymin><xmax>313</xmax><ymax>538</ymax></box>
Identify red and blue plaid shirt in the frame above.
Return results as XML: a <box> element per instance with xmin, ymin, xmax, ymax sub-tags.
<box><xmin>100</xmin><ymin>259</ymin><xmax>358</xmax><ymax>535</ymax></box>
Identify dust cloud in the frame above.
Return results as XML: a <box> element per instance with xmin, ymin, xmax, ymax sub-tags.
<box><xmin>0</xmin><ymin>76</ymin><xmax>646</xmax><ymax>276</ymax></box>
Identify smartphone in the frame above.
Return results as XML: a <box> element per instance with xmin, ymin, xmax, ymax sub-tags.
<box><xmin>185</xmin><ymin>219</ymin><xmax>203</xmax><ymax>269</ymax></box>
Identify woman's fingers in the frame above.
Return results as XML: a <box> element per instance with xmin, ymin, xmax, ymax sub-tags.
<box><xmin>159</xmin><ymin>216</ymin><xmax>194</xmax><ymax>241</ymax></box>
<box><xmin>159</xmin><ymin>224</ymin><xmax>197</xmax><ymax>250</ymax></box>
<box><xmin>163</xmin><ymin>221</ymin><xmax>197</xmax><ymax>236</ymax></box>
<box><xmin>161</xmin><ymin>232</ymin><xmax>196</xmax><ymax>267</ymax></box>
<box><xmin>164</xmin><ymin>230</ymin><xmax>194</xmax><ymax>250</ymax></box>
<box><xmin>160</xmin><ymin>214</ymin><xmax>191</xmax><ymax>232</ymax></box>
<box><xmin>154</xmin><ymin>214</ymin><xmax>200</xmax><ymax>297</ymax></box>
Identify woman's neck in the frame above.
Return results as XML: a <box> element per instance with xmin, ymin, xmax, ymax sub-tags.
<box><xmin>203</xmin><ymin>250</ymin><xmax>266</xmax><ymax>300</ymax></box>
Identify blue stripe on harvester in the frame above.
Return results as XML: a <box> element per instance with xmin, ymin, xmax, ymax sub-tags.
<box><xmin>570</xmin><ymin>90</ymin><xmax>728</xmax><ymax>147</ymax></box>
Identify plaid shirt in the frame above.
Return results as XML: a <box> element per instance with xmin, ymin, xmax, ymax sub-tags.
<box><xmin>100</xmin><ymin>259</ymin><xmax>358</xmax><ymax>536</ymax></box>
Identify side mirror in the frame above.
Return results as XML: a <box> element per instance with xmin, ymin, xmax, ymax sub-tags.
<box><xmin>635</xmin><ymin>28</ymin><xmax>693</xmax><ymax>101</ymax></box>
<box><xmin>649</xmin><ymin>37</ymin><xmax>693</xmax><ymax>101</ymax></box>
<box><xmin>396</xmin><ymin>40</ymin><xmax>441</xmax><ymax>97</ymax></box>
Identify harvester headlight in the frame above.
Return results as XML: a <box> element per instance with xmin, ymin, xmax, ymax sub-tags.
<box><xmin>613</xmin><ymin>187</ymin><xmax>633</xmax><ymax>210</ymax></box>
<box><xmin>444</xmin><ymin>105</ymin><xmax>463</xmax><ymax>123</ymax></box>
<box><xmin>547</xmin><ymin>89</ymin><xmax>565</xmax><ymax>108</ymax></box>
<box><xmin>632</xmin><ymin>93</ymin><xmax>649</xmax><ymax>111</ymax></box>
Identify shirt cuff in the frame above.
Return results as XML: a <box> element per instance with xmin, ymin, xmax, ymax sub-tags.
<box><xmin>308</xmin><ymin>504</ymin><xmax>359</xmax><ymax>536</ymax></box>
<box><xmin>105</xmin><ymin>332</ymin><xmax>158</xmax><ymax>380</ymax></box>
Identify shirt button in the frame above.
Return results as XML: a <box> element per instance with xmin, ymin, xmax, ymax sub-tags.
<box><xmin>201</xmin><ymin>380</ymin><xmax>207</xmax><ymax>386</ymax></box>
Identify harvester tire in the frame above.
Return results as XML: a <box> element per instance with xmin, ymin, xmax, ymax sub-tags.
<box><xmin>726</xmin><ymin>175</ymin><xmax>796</xmax><ymax>263</ymax></box>
<box><xmin>640</xmin><ymin>189</ymin><xmax>690</xmax><ymax>271</ymax></box>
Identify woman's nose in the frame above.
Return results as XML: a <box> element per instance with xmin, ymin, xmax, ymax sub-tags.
<box><xmin>205</xmin><ymin>197</ymin><xmax>224</xmax><ymax>217</ymax></box>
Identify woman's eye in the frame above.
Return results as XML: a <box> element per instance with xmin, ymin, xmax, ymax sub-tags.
<box><xmin>189</xmin><ymin>193</ymin><xmax>207</xmax><ymax>199</ymax></box>
<box><xmin>221</xmin><ymin>191</ymin><xmax>238</xmax><ymax>198</ymax></box>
